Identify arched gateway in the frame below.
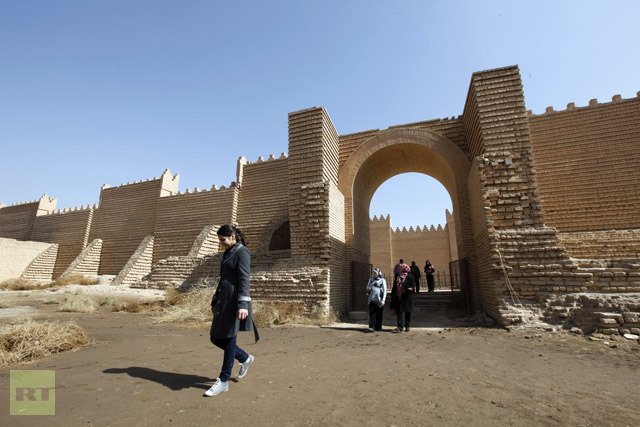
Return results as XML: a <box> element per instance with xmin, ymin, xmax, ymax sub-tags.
<box><xmin>338</xmin><ymin>128</ymin><xmax>474</xmax><ymax>304</ymax></box>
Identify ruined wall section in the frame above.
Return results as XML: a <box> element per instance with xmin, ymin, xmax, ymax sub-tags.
<box><xmin>528</xmin><ymin>94</ymin><xmax>640</xmax><ymax>242</ymax></box>
<box><xmin>0</xmin><ymin>195</ymin><xmax>57</xmax><ymax>240</ymax></box>
<box><xmin>153</xmin><ymin>185</ymin><xmax>237</xmax><ymax>263</ymax></box>
<box><xmin>88</xmin><ymin>170</ymin><xmax>179</xmax><ymax>275</ymax></box>
<box><xmin>30</xmin><ymin>207</ymin><xmax>94</xmax><ymax>278</ymax></box>
<box><xmin>236</xmin><ymin>155</ymin><xmax>290</xmax><ymax>254</ymax></box>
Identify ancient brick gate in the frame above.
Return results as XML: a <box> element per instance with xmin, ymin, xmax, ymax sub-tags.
<box><xmin>2</xmin><ymin>65</ymin><xmax>639</xmax><ymax>332</ymax></box>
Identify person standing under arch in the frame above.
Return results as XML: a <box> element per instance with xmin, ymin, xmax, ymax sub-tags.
<box><xmin>424</xmin><ymin>260</ymin><xmax>435</xmax><ymax>292</ymax></box>
<box><xmin>366</xmin><ymin>268</ymin><xmax>387</xmax><ymax>332</ymax></box>
<box><xmin>410</xmin><ymin>261</ymin><xmax>421</xmax><ymax>293</ymax></box>
<box><xmin>390</xmin><ymin>263</ymin><xmax>415</xmax><ymax>332</ymax></box>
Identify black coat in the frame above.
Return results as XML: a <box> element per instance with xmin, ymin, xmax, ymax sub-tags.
<box><xmin>390</xmin><ymin>273</ymin><xmax>415</xmax><ymax>313</ymax></box>
<box><xmin>210</xmin><ymin>243</ymin><xmax>258</xmax><ymax>341</ymax></box>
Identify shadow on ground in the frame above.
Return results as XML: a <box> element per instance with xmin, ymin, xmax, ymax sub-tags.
<box><xmin>103</xmin><ymin>367</ymin><xmax>217</xmax><ymax>391</ymax></box>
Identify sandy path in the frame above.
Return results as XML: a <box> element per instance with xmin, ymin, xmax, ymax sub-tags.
<box><xmin>1</xmin><ymin>302</ymin><xmax>639</xmax><ymax>426</ymax></box>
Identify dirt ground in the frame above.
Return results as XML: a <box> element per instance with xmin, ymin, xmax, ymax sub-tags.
<box><xmin>1</xmin><ymin>291</ymin><xmax>639</xmax><ymax>426</ymax></box>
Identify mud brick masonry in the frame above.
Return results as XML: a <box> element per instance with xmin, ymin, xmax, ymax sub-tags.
<box><xmin>1</xmin><ymin>65</ymin><xmax>639</xmax><ymax>334</ymax></box>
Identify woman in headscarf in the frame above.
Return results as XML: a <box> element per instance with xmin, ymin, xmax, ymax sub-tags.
<box><xmin>390</xmin><ymin>263</ymin><xmax>416</xmax><ymax>332</ymax></box>
<box><xmin>424</xmin><ymin>260</ymin><xmax>435</xmax><ymax>292</ymax></box>
<box><xmin>366</xmin><ymin>268</ymin><xmax>387</xmax><ymax>332</ymax></box>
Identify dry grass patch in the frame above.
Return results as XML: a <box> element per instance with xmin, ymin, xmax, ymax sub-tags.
<box><xmin>51</xmin><ymin>274</ymin><xmax>99</xmax><ymax>287</ymax></box>
<box><xmin>112</xmin><ymin>300</ymin><xmax>163</xmax><ymax>313</ymax></box>
<box><xmin>157</xmin><ymin>288</ymin><xmax>337</xmax><ymax>327</ymax></box>
<box><xmin>164</xmin><ymin>287</ymin><xmax>187</xmax><ymax>306</ymax></box>
<box><xmin>158</xmin><ymin>287</ymin><xmax>214</xmax><ymax>323</ymax></box>
<box><xmin>0</xmin><ymin>274</ymin><xmax>99</xmax><ymax>292</ymax></box>
<box><xmin>58</xmin><ymin>294</ymin><xmax>98</xmax><ymax>313</ymax></box>
<box><xmin>253</xmin><ymin>301</ymin><xmax>337</xmax><ymax>327</ymax></box>
<box><xmin>0</xmin><ymin>278</ymin><xmax>48</xmax><ymax>291</ymax></box>
<box><xmin>0</xmin><ymin>319</ymin><xmax>89</xmax><ymax>366</ymax></box>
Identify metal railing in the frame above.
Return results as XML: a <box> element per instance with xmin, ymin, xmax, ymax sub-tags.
<box><xmin>380</xmin><ymin>271</ymin><xmax>452</xmax><ymax>291</ymax></box>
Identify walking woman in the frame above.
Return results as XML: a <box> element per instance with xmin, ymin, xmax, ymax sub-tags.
<box><xmin>390</xmin><ymin>263</ymin><xmax>415</xmax><ymax>332</ymax></box>
<box><xmin>205</xmin><ymin>224</ymin><xmax>259</xmax><ymax>397</ymax></box>
<box><xmin>366</xmin><ymin>268</ymin><xmax>387</xmax><ymax>332</ymax></box>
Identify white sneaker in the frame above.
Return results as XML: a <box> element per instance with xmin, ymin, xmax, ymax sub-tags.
<box><xmin>204</xmin><ymin>378</ymin><xmax>228</xmax><ymax>397</ymax></box>
<box><xmin>238</xmin><ymin>355</ymin><xmax>254</xmax><ymax>379</ymax></box>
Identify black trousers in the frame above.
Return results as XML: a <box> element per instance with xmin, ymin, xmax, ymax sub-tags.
<box><xmin>368</xmin><ymin>303</ymin><xmax>383</xmax><ymax>330</ymax></box>
<box><xmin>396</xmin><ymin>311</ymin><xmax>411</xmax><ymax>329</ymax></box>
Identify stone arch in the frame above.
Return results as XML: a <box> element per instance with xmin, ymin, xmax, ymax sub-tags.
<box><xmin>255</xmin><ymin>215</ymin><xmax>291</xmax><ymax>254</ymax></box>
<box><xmin>339</xmin><ymin>128</ymin><xmax>473</xmax><ymax>283</ymax></box>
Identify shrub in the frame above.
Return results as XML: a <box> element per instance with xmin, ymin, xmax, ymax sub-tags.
<box><xmin>58</xmin><ymin>295</ymin><xmax>98</xmax><ymax>313</ymax></box>
<box><xmin>0</xmin><ymin>320</ymin><xmax>89</xmax><ymax>366</ymax></box>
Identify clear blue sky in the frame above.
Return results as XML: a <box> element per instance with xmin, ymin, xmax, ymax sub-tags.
<box><xmin>1</xmin><ymin>1</ymin><xmax>638</xmax><ymax>229</ymax></box>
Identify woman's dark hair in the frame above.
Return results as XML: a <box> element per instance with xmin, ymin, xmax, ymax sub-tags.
<box><xmin>217</xmin><ymin>224</ymin><xmax>247</xmax><ymax>246</ymax></box>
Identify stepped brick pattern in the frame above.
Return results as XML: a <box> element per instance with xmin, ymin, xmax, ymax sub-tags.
<box><xmin>21</xmin><ymin>243</ymin><xmax>58</xmax><ymax>281</ymax></box>
<box><xmin>62</xmin><ymin>239</ymin><xmax>103</xmax><ymax>277</ymax></box>
<box><xmin>0</xmin><ymin>238</ymin><xmax>54</xmax><ymax>281</ymax></box>
<box><xmin>153</xmin><ymin>185</ymin><xmax>236</xmax><ymax>263</ymax></box>
<box><xmin>111</xmin><ymin>236</ymin><xmax>155</xmax><ymax>287</ymax></box>
<box><xmin>89</xmin><ymin>170</ymin><xmax>179</xmax><ymax>275</ymax></box>
<box><xmin>1</xmin><ymin>65</ymin><xmax>638</xmax><ymax>331</ymax></box>
<box><xmin>31</xmin><ymin>207</ymin><xmax>94</xmax><ymax>278</ymax></box>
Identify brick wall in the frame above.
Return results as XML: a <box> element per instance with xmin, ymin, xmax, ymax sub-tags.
<box><xmin>369</xmin><ymin>215</ymin><xmax>393</xmax><ymax>275</ymax></box>
<box><xmin>236</xmin><ymin>155</ymin><xmax>291</xmax><ymax>253</ymax></box>
<box><xmin>154</xmin><ymin>185</ymin><xmax>237</xmax><ymax>263</ymax></box>
<box><xmin>88</xmin><ymin>170</ymin><xmax>179</xmax><ymax>274</ymax></box>
<box><xmin>529</xmin><ymin>94</ymin><xmax>640</xmax><ymax>232</ymax></box>
<box><xmin>30</xmin><ymin>207</ymin><xmax>93</xmax><ymax>278</ymax></box>
<box><xmin>0</xmin><ymin>195</ymin><xmax>57</xmax><ymax>240</ymax></box>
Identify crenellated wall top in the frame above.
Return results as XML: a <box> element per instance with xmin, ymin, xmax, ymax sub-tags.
<box><xmin>49</xmin><ymin>204</ymin><xmax>98</xmax><ymax>215</ymax></box>
<box><xmin>392</xmin><ymin>224</ymin><xmax>446</xmax><ymax>234</ymax></box>
<box><xmin>528</xmin><ymin>91</ymin><xmax>640</xmax><ymax>116</ymax></box>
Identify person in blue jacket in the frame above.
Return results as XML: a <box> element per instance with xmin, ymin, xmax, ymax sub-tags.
<box><xmin>205</xmin><ymin>224</ymin><xmax>259</xmax><ymax>397</ymax></box>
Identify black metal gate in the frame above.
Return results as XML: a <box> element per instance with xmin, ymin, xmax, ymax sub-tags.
<box><xmin>351</xmin><ymin>260</ymin><xmax>372</xmax><ymax>310</ymax></box>
<box><xmin>449</xmin><ymin>257</ymin><xmax>472</xmax><ymax>313</ymax></box>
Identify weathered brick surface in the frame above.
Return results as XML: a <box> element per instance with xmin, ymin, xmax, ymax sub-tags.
<box><xmin>20</xmin><ymin>243</ymin><xmax>58</xmax><ymax>281</ymax></box>
<box><xmin>0</xmin><ymin>195</ymin><xmax>56</xmax><ymax>240</ymax></box>
<box><xmin>88</xmin><ymin>170</ymin><xmax>179</xmax><ymax>275</ymax></box>
<box><xmin>153</xmin><ymin>185</ymin><xmax>236</xmax><ymax>263</ymax></box>
<box><xmin>236</xmin><ymin>155</ymin><xmax>290</xmax><ymax>253</ymax></box>
<box><xmin>62</xmin><ymin>238</ymin><xmax>102</xmax><ymax>276</ymax></box>
<box><xmin>529</xmin><ymin>95</ymin><xmax>640</xmax><ymax>232</ymax></box>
